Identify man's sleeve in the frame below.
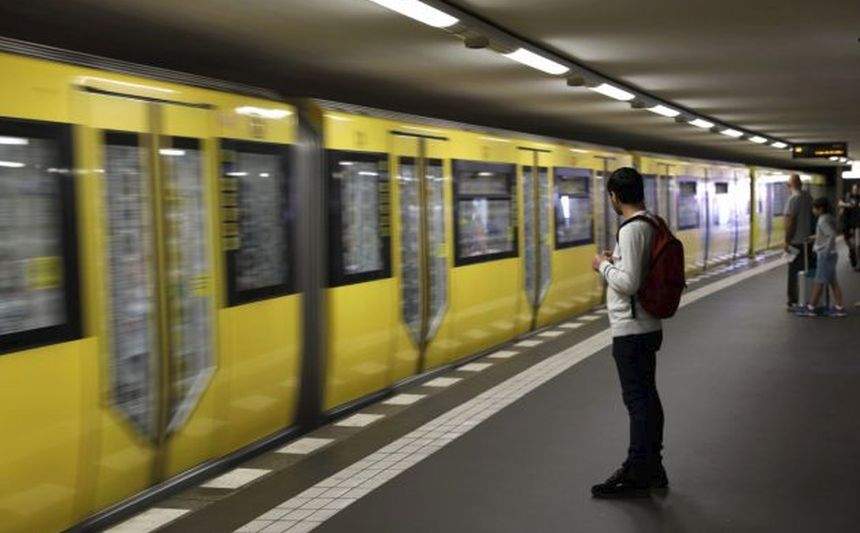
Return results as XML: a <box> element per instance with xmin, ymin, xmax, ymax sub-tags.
<box><xmin>598</xmin><ymin>223</ymin><xmax>647</xmax><ymax>296</ymax></box>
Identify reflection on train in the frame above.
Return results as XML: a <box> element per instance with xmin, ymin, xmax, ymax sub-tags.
<box><xmin>0</xmin><ymin>48</ymin><xmax>826</xmax><ymax>532</ymax></box>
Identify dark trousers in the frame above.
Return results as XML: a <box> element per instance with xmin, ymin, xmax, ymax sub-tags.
<box><xmin>787</xmin><ymin>243</ymin><xmax>815</xmax><ymax>305</ymax></box>
<box><xmin>612</xmin><ymin>330</ymin><xmax>664</xmax><ymax>478</ymax></box>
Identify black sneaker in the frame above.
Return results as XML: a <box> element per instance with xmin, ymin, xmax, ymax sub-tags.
<box><xmin>591</xmin><ymin>467</ymin><xmax>650</xmax><ymax>499</ymax></box>
<box><xmin>652</xmin><ymin>463</ymin><xmax>669</xmax><ymax>489</ymax></box>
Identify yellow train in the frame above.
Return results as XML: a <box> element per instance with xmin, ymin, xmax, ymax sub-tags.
<box><xmin>0</xmin><ymin>44</ymin><xmax>825</xmax><ymax>532</ymax></box>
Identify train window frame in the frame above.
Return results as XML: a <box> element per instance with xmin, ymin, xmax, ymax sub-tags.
<box><xmin>676</xmin><ymin>180</ymin><xmax>701</xmax><ymax>231</ymax></box>
<box><xmin>452</xmin><ymin>159</ymin><xmax>518</xmax><ymax>267</ymax></box>
<box><xmin>714</xmin><ymin>182</ymin><xmax>729</xmax><ymax>195</ymax></box>
<box><xmin>326</xmin><ymin>149</ymin><xmax>392</xmax><ymax>287</ymax></box>
<box><xmin>553</xmin><ymin>167</ymin><xmax>594</xmax><ymax>249</ymax></box>
<box><xmin>0</xmin><ymin>117</ymin><xmax>82</xmax><ymax>355</ymax></box>
<box><xmin>220</xmin><ymin>138</ymin><xmax>295</xmax><ymax>306</ymax></box>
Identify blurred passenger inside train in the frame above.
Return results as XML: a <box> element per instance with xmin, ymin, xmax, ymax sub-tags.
<box><xmin>797</xmin><ymin>197</ymin><xmax>847</xmax><ymax>317</ymax></box>
<box><xmin>838</xmin><ymin>183</ymin><xmax>860</xmax><ymax>271</ymax></box>
<box><xmin>783</xmin><ymin>174</ymin><xmax>815</xmax><ymax>310</ymax></box>
<box><xmin>590</xmin><ymin>167</ymin><xmax>668</xmax><ymax>498</ymax></box>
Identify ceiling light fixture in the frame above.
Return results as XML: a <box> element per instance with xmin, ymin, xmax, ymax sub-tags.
<box><xmin>749</xmin><ymin>136</ymin><xmax>768</xmax><ymax>144</ymax></box>
<box><xmin>588</xmin><ymin>83</ymin><xmax>636</xmax><ymax>102</ymax></box>
<box><xmin>688</xmin><ymin>118</ymin><xmax>715</xmax><ymax>129</ymax></box>
<box><xmin>829</xmin><ymin>156</ymin><xmax>840</xmax><ymax>161</ymax></box>
<box><xmin>504</xmin><ymin>48</ymin><xmax>569</xmax><ymax>75</ymax></box>
<box><xmin>647</xmin><ymin>104</ymin><xmax>680</xmax><ymax>118</ymax></box>
<box><xmin>366</xmin><ymin>0</ymin><xmax>459</xmax><ymax>28</ymax></box>
<box><xmin>720</xmin><ymin>128</ymin><xmax>744</xmax><ymax>138</ymax></box>
<box><xmin>0</xmin><ymin>160</ymin><xmax>25</xmax><ymax>168</ymax></box>
<box><xmin>771</xmin><ymin>141</ymin><xmax>788</xmax><ymax>149</ymax></box>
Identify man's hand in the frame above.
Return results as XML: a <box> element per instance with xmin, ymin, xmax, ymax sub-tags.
<box><xmin>783</xmin><ymin>242</ymin><xmax>790</xmax><ymax>253</ymax></box>
<box><xmin>592</xmin><ymin>253</ymin><xmax>608</xmax><ymax>272</ymax></box>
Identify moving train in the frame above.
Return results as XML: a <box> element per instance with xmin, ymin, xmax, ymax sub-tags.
<box><xmin>0</xmin><ymin>43</ymin><xmax>826</xmax><ymax>532</ymax></box>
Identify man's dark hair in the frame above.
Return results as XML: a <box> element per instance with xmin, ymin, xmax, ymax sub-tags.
<box><xmin>607</xmin><ymin>167</ymin><xmax>645</xmax><ymax>205</ymax></box>
<box><xmin>812</xmin><ymin>196</ymin><xmax>831</xmax><ymax>214</ymax></box>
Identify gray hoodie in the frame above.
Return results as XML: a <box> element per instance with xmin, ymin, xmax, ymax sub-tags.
<box><xmin>597</xmin><ymin>211</ymin><xmax>663</xmax><ymax>338</ymax></box>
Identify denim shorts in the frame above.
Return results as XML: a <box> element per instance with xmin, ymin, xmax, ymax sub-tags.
<box><xmin>815</xmin><ymin>252</ymin><xmax>838</xmax><ymax>284</ymax></box>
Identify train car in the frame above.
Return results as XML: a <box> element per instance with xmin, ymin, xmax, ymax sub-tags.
<box><xmin>319</xmin><ymin>103</ymin><xmax>631</xmax><ymax>410</ymax></box>
<box><xmin>0</xmin><ymin>43</ymin><xmax>822</xmax><ymax>533</ymax></box>
<box><xmin>634</xmin><ymin>154</ymin><xmax>709</xmax><ymax>273</ymax></box>
<box><xmin>0</xmin><ymin>48</ymin><xmax>304</xmax><ymax>532</ymax></box>
<box><xmin>751</xmin><ymin>167</ymin><xmax>791</xmax><ymax>254</ymax></box>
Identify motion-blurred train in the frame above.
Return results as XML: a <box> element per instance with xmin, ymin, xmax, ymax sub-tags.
<box><xmin>0</xmin><ymin>42</ymin><xmax>827</xmax><ymax>532</ymax></box>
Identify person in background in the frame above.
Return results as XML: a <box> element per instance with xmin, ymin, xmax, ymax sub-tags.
<box><xmin>590</xmin><ymin>167</ymin><xmax>667</xmax><ymax>498</ymax></box>
<box><xmin>797</xmin><ymin>197</ymin><xmax>847</xmax><ymax>317</ymax></box>
<box><xmin>838</xmin><ymin>183</ymin><xmax>859</xmax><ymax>271</ymax></box>
<box><xmin>783</xmin><ymin>174</ymin><xmax>815</xmax><ymax>310</ymax></box>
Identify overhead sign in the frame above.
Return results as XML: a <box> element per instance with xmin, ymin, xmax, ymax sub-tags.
<box><xmin>792</xmin><ymin>142</ymin><xmax>848</xmax><ymax>159</ymax></box>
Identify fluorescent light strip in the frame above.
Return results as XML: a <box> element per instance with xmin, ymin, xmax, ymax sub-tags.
<box><xmin>688</xmin><ymin>118</ymin><xmax>714</xmax><ymax>129</ymax></box>
<box><xmin>771</xmin><ymin>141</ymin><xmax>788</xmax><ymax>149</ymax></box>
<box><xmin>720</xmin><ymin>128</ymin><xmax>744</xmax><ymax>138</ymax></box>
<box><xmin>0</xmin><ymin>161</ymin><xmax>25</xmax><ymax>168</ymax></box>
<box><xmin>367</xmin><ymin>0</ymin><xmax>459</xmax><ymax>28</ymax></box>
<box><xmin>749</xmin><ymin>136</ymin><xmax>768</xmax><ymax>144</ymax></box>
<box><xmin>588</xmin><ymin>83</ymin><xmax>635</xmax><ymax>101</ymax></box>
<box><xmin>0</xmin><ymin>136</ymin><xmax>28</xmax><ymax>145</ymax></box>
<box><xmin>647</xmin><ymin>104</ymin><xmax>680</xmax><ymax>118</ymax></box>
<box><xmin>504</xmin><ymin>48</ymin><xmax>569</xmax><ymax>75</ymax></box>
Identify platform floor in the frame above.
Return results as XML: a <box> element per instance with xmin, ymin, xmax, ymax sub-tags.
<box><xmin>147</xmin><ymin>256</ymin><xmax>860</xmax><ymax>533</ymax></box>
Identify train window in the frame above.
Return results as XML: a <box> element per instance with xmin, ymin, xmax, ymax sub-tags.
<box><xmin>553</xmin><ymin>167</ymin><xmax>593</xmax><ymax>248</ymax></box>
<box><xmin>327</xmin><ymin>150</ymin><xmax>391</xmax><ymax>286</ymax></box>
<box><xmin>770</xmin><ymin>182</ymin><xmax>789</xmax><ymax>217</ymax></box>
<box><xmin>103</xmin><ymin>131</ymin><xmax>157</xmax><ymax>436</ymax></box>
<box><xmin>677</xmin><ymin>180</ymin><xmax>701</xmax><ymax>230</ymax></box>
<box><xmin>453</xmin><ymin>160</ymin><xmax>517</xmax><ymax>266</ymax></box>
<box><xmin>715</xmin><ymin>182</ymin><xmax>729</xmax><ymax>194</ymax></box>
<box><xmin>0</xmin><ymin>118</ymin><xmax>80</xmax><ymax>355</ymax></box>
<box><xmin>643</xmin><ymin>174</ymin><xmax>659</xmax><ymax>212</ymax></box>
<box><xmin>221</xmin><ymin>140</ymin><xmax>293</xmax><ymax>306</ymax></box>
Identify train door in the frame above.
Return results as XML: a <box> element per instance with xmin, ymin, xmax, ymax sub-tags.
<box><xmin>393</xmin><ymin>132</ymin><xmax>448</xmax><ymax>373</ymax></box>
<box><xmin>80</xmin><ymin>88</ymin><xmax>217</xmax><ymax>503</ymax></box>
<box><xmin>518</xmin><ymin>148</ymin><xmax>551</xmax><ymax>330</ymax></box>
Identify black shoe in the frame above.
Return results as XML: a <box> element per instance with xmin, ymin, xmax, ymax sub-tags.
<box><xmin>652</xmin><ymin>464</ymin><xmax>669</xmax><ymax>489</ymax></box>
<box><xmin>591</xmin><ymin>467</ymin><xmax>650</xmax><ymax>499</ymax></box>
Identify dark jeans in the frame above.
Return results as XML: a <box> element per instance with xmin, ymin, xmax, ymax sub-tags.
<box><xmin>787</xmin><ymin>243</ymin><xmax>816</xmax><ymax>305</ymax></box>
<box><xmin>611</xmin><ymin>330</ymin><xmax>664</xmax><ymax>478</ymax></box>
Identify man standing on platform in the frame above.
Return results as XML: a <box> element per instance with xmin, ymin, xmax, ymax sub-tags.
<box><xmin>590</xmin><ymin>167</ymin><xmax>668</xmax><ymax>498</ymax></box>
<box><xmin>783</xmin><ymin>174</ymin><xmax>815</xmax><ymax>310</ymax></box>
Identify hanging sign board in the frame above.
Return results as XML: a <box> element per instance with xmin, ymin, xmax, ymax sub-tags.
<box><xmin>792</xmin><ymin>142</ymin><xmax>847</xmax><ymax>159</ymax></box>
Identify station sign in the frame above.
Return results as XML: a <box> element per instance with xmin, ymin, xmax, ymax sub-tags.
<box><xmin>792</xmin><ymin>142</ymin><xmax>848</xmax><ymax>159</ymax></box>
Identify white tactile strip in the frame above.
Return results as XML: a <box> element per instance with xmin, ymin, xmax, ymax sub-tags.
<box><xmin>334</xmin><ymin>414</ymin><xmax>385</xmax><ymax>428</ymax></box>
<box><xmin>487</xmin><ymin>349</ymin><xmax>518</xmax><ymax>359</ymax></box>
<box><xmin>382</xmin><ymin>393</ymin><xmax>426</xmax><ymax>406</ymax></box>
<box><xmin>538</xmin><ymin>330</ymin><xmax>565</xmax><ymax>338</ymax></box>
<box><xmin>423</xmin><ymin>376</ymin><xmax>462</xmax><ymax>388</ymax></box>
<box><xmin>514</xmin><ymin>339</ymin><xmax>542</xmax><ymax>348</ymax></box>
<box><xmin>234</xmin><ymin>256</ymin><xmax>788</xmax><ymax>532</ymax></box>
<box><xmin>201</xmin><ymin>468</ymin><xmax>270</xmax><ymax>490</ymax></box>
<box><xmin>578</xmin><ymin>315</ymin><xmax>601</xmax><ymax>322</ymax></box>
<box><xmin>277</xmin><ymin>438</ymin><xmax>335</xmax><ymax>455</ymax></box>
<box><xmin>557</xmin><ymin>322</ymin><xmax>583</xmax><ymax>330</ymax></box>
<box><xmin>458</xmin><ymin>362</ymin><xmax>493</xmax><ymax>372</ymax></box>
<box><xmin>105</xmin><ymin>508</ymin><xmax>189</xmax><ymax>533</ymax></box>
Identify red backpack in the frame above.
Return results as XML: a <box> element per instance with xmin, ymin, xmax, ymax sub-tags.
<box><xmin>618</xmin><ymin>214</ymin><xmax>686</xmax><ymax>319</ymax></box>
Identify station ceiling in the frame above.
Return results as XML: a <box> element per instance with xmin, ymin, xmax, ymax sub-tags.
<box><xmin>2</xmin><ymin>0</ymin><xmax>858</xmax><ymax>170</ymax></box>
